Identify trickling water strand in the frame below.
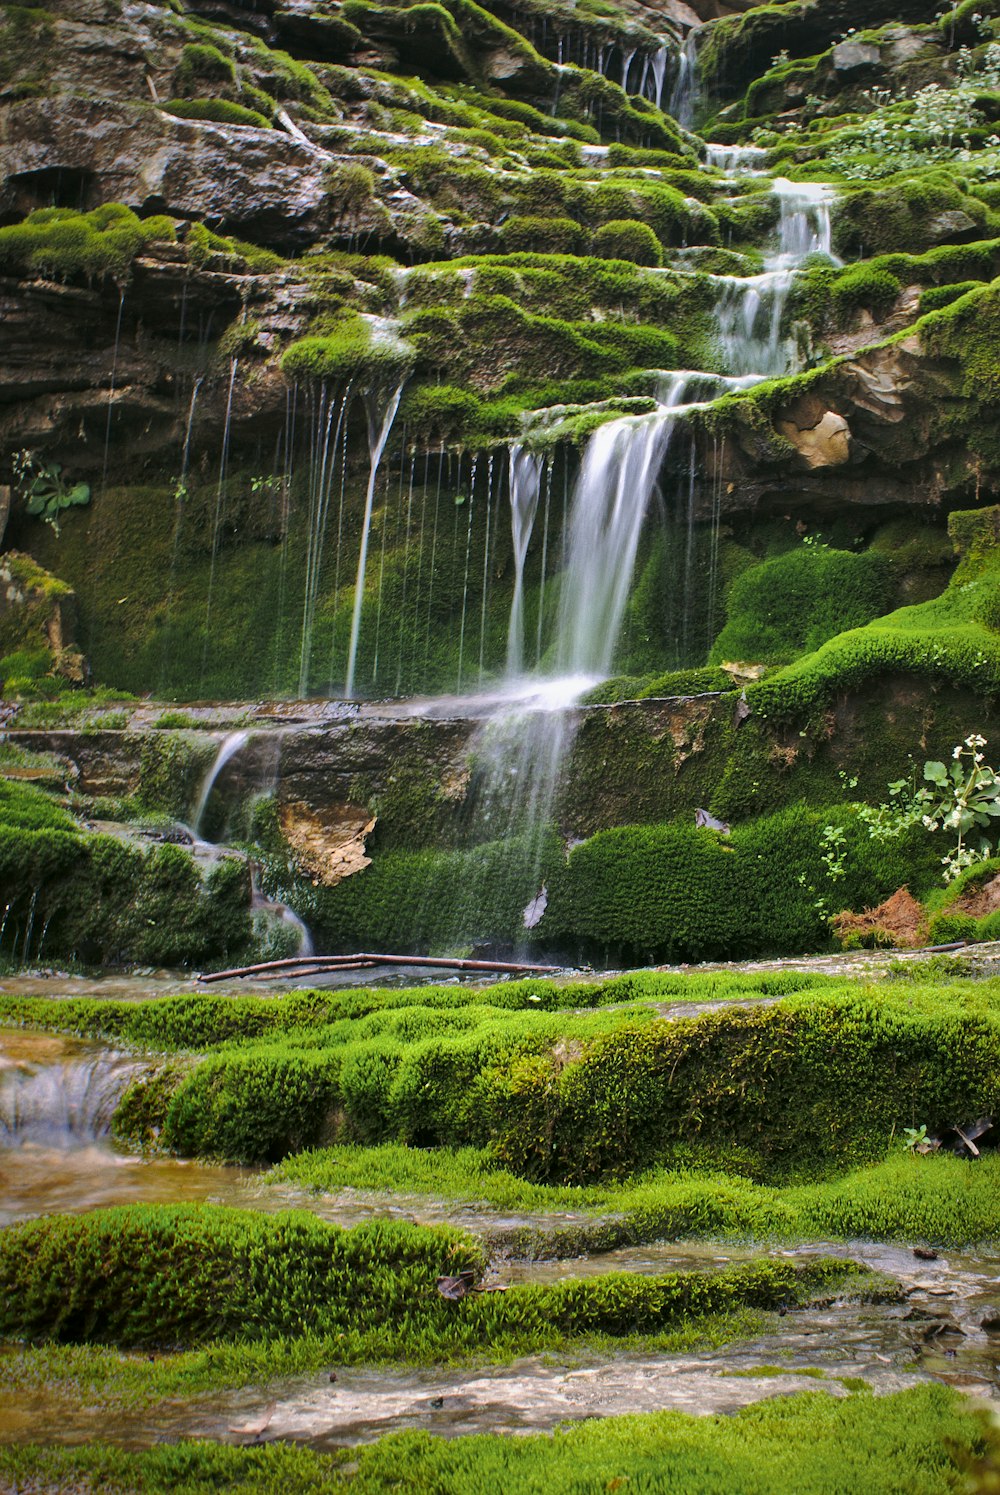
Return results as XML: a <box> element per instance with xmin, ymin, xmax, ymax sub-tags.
<box><xmin>706</xmin><ymin>433</ymin><xmax>724</xmax><ymax>649</ymax></box>
<box><xmin>300</xmin><ymin>386</ymin><xmax>352</xmax><ymax>696</ymax></box>
<box><xmin>327</xmin><ymin>396</ymin><xmax>353</xmax><ymax>687</ymax></box>
<box><xmin>201</xmin><ymin>356</ymin><xmax>239</xmax><ymax>687</ymax></box>
<box><xmin>410</xmin><ymin>451</ymin><xmax>428</xmax><ymax>686</ymax></box>
<box><xmin>371</xmin><ymin>429</ymin><xmax>401</xmax><ymax>686</ymax></box>
<box><xmin>680</xmin><ymin>441</ymin><xmax>698</xmax><ymax>661</ymax></box>
<box><xmin>455</xmin><ymin>454</ymin><xmax>478</xmax><ymax>693</ymax></box>
<box><xmin>21</xmin><ymin>888</ymin><xmax>37</xmax><ymax>965</ymax></box>
<box><xmin>621</xmin><ymin>46</ymin><xmax>636</xmax><ymax>92</ymax></box>
<box><xmin>506</xmin><ymin>444</ymin><xmax>544</xmax><ymax>677</ymax></box>
<box><xmin>422</xmin><ymin>449</ymin><xmax>445</xmax><ymax>688</ymax></box>
<box><xmin>159</xmin><ymin>376</ymin><xmax>203</xmax><ymax>688</ymax></box>
<box><xmin>535</xmin><ymin>459</ymin><xmax>552</xmax><ymax>668</ymax></box>
<box><xmin>273</xmin><ymin>384</ymin><xmax>298</xmax><ymax>688</ymax></box>
<box><xmin>478</xmin><ymin>453</ymin><xmax>495</xmax><ymax>685</ymax></box>
<box><xmin>101</xmin><ymin>289</ymin><xmax>127</xmax><ymax>489</ymax></box>
<box><xmin>344</xmin><ymin>384</ymin><xmax>404</xmax><ymax>698</ymax></box>
<box><xmin>396</xmin><ymin>447</ymin><xmax>417</xmax><ymax>694</ymax></box>
<box><xmin>298</xmin><ymin>386</ymin><xmax>335</xmax><ymax>690</ymax></box>
<box><xmin>249</xmin><ymin>868</ymin><xmax>313</xmax><ymax>959</ymax></box>
<box><xmin>649</xmin><ymin>44</ymin><xmax>668</xmax><ymax>110</ymax></box>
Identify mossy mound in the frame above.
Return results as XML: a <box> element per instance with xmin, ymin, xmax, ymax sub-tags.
<box><xmin>0</xmin><ymin>1203</ymin><xmax>855</xmax><ymax>1353</ymax></box>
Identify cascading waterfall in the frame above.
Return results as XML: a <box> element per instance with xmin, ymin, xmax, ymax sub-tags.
<box><xmin>191</xmin><ymin>729</ymin><xmax>250</xmax><ymax>839</ymax></box>
<box><xmin>469</xmin><ymin>383</ymin><xmax>694</xmax><ymax>904</ymax></box>
<box><xmin>189</xmin><ymin>730</ymin><xmax>313</xmax><ymax>955</ymax></box>
<box><xmin>344</xmin><ymin>383</ymin><xmax>404</xmax><ymax>698</ymax></box>
<box><xmin>713</xmin><ymin>177</ymin><xmax>839</xmax><ymax>378</ymax></box>
<box><xmin>647</xmin><ymin>44</ymin><xmax>668</xmax><ymax>110</ymax></box>
<box><xmin>0</xmin><ymin>1048</ymin><xmax>142</xmax><ymax>1148</ymax></box>
<box><xmin>705</xmin><ymin>142</ymin><xmax>768</xmax><ymax>176</ymax></box>
<box><xmin>462</xmin><ymin>168</ymin><xmax>838</xmax><ymax>933</ymax></box>
<box><xmin>667</xmin><ymin>32</ymin><xmax>699</xmax><ymax>128</ymax></box>
<box><xmin>556</xmin><ymin>394</ymin><xmax>687</xmax><ymax>679</ymax></box>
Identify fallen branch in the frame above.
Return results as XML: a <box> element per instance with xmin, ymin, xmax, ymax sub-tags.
<box><xmin>198</xmin><ymin>952</ymin><xmax>564</xmax><ymax>983</ymax></box>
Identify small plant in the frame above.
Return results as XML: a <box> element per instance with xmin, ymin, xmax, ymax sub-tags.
<box><xmin>901</xmin><ymin>1124</ymin><xmax>931</xmax><ymax>1152</ymax></box>
<box><xmin>13</xmin><ymin>450</ymin><xmax>90</xmax><ymax>535</ymax></box>
<box><xmin>922</xmin><ymin>734</ymin><xmax>1000</xmax><ymax>880</ymax></box>
<box><xmin>827</xmin><ymin>736</ymin><xmax>1000</xmax><ymax>886</ymax></box>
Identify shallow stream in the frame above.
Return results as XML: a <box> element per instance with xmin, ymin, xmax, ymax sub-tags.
<box><xmin>2</xmin><ymin>1024</ymin><xmax>1000</xmax><ymax>1452</ymax></box>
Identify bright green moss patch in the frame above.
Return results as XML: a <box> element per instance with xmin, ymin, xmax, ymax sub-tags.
<box><xmin>161</xmin><ymin>97</ymin><xmax>273</xmax><ymax>128</ymax></box>
<box><xmin>592</xmin><ymin>218</ymin><xmax>664</xmax><ymax>266</ymax></box>
<box><xmin>0</xmin><ymin>1386</ymin><xmax>984</xmax><ymax>1494</ymax></box>
<box><xmin>745</xmin><ymin>506</ymin><xmax>1000</xmax><ymax>721</ymax></box>
<box><xmin>0</xmin><ymin>205</ymin><xmax>176</xmax><ymax>282</ymax></box>
<box><xmin>278</xmin><ymin>1145</ymin><xmax>1000</xmax><ymax>1249</ymax></box>
<box><xmin>283</xmin><ymin>313</ymin><xmax>415</xmax><ymax>384</ymax></box>
<box><xmin>17</xmin><ymin>974</ymin><xmax>1000</xmax><ymax>1181</ymax></box>
<box><xmin>0</xmin><ymin>1204</ymin><xmax>862</xmax><ymax>1360</ymax></box>
<box><xmin>710</xmin><ymin>546</ymin><xmax>895</xmax><ymax>666</ymax></box>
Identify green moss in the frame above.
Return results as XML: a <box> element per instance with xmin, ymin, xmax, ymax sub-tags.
<box><xmin>0</xmin><ymin>1203</ymin><xmax>860</xmax><ymax>1362</ymax></box>
<box><xmin>834</xmin><ymin>173</ymin><xmax>992</xmax><ymax>258</ymax></box>
<box><xmin>592</xmin><ymin>218</ymin><xmax>663</xmax><ymax>266</ymax></box>
<box><xmin>499</xmin><ymin>216</ymin><xmax>586</xmax><ymax>254</ymax></box>
<box><xmin>919</xmin><ymin>279</ymin><xmax>982</xmax><ymax>312</ymax></box>
<box><xmin>174</xmin><ymin>40</ymin><xmax>235</xmax><ymax>92</ymax></box>
<box><xmin>162</xmin><ymin>97</ymin><xmax>273</xmax><ymax>128</ymax></box>
<box><xmin>0</xmin><ymin>778</ymin><xmax>252</xmax><ymax>967</ymax></box>
<box><xmin>0</xmin><ymin>205</ymin><xmax>176</xmax><ymax>282</ymax></box>
<box><xmin>185</xmin><ymin>223</ymin><xmax>283</xmax><ymax>273</ymax></box>
<box><xmin>283</xmin><ymin>313</ymin><xmax>415</xmax><ymax>384</ymax></box>
<box><xmin>710</xmin><ymin>546</ymin><xmax>895</xmax><ymax>667</ymax></box>
<box><xmin>0</xmin><ymin>1387</ymin><xmax>984</xmax><ymax>1494</ymax></box>
<box><xmin>830</xmin><ymin>265</ymin><xmax>902</xmax><ymax>322</ymax></box>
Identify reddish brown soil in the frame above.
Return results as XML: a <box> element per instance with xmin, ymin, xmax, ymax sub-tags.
<box><xmin>831</xmin><ymin>887</ymin><xmax>929</xmax><ymax>950</ymax></box>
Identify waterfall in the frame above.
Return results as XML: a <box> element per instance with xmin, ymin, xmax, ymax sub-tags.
<box><xmin>705</xmin><ymin>142</ymin><xmax>768</xmax><ymax>176</ymax></box>
<box><xmin>344</xmin><ymin>383</ymin><xmax>404</xmax><ymax>699</ymax></box>
<box><xmin>506</xmin><ymin>444</ymin><xmax>544</xmax><ymax>677</ymax></box>
<box><xmin>191</xmin><ymin>730</ymin><xmax>250</xmax><ymax>837</ymax></box>
<box><xmin>649</xmin><ymin>44</ymin><xmax>668</xmax><ymax>111</ymax></box>
<box><xmin>620</xmin><ymin>46</ymin><xmax>636</xmax><ymax>92</ymax></box>
<box><xmin>468</xmin><ymin>378</ymin><xmax>695</xmax><ymax>899</ymax></box>
<box><xmin>556</xmin><ymin>403</ymin><xmax>682</xmax><ymax>678</ymax></box>
<box><xmin>713</xmin><ymin>179</ymin><xmax>838</xmax><ymax>378</ymax></box>
<box><xmin>667</xmin><ymin>32</ymin><xmax>698</xmax><ymax>127</ymax></box>
<box><xmin>0</xmin><ymin>1047</ymin><xmax>141</xmax><ymax>1148</ymax></box>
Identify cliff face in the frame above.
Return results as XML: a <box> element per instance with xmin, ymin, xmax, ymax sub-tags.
<box><xmin>6</xmin><ymin>0</ymin><xmax>1000</xmax><ymax>961</ymax></box>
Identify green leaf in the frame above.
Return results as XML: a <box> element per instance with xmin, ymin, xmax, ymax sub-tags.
<box><xmin>923</xmin><ymin>761</ymin><xmax>948</xmax><ymax>785</ymax></box>
<box><xmin>66</xmin><ymin>483</ymin><xmax>91</xmax><ymax>506</ymax></box>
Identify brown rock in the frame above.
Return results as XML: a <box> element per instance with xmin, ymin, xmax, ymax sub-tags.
<box><xmin>278</xmin><ymin>799</ymin><xmax>376</xmax><ymax>885</ymax></box>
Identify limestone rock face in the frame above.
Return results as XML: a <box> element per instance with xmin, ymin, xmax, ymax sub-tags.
<box><xmin>2</xmin><ymin>99</ymin><xmax>334</xmax><ymax>247</ymax></box>
<box><xmin>278</xmin><ymin>800</ymin><xmax>377</xmax><ymax>885</ymax></box>
<box><xmin>776</xmin><ymin>400</ymin><xmax>851</xmax><ymax>470</ymax></box>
